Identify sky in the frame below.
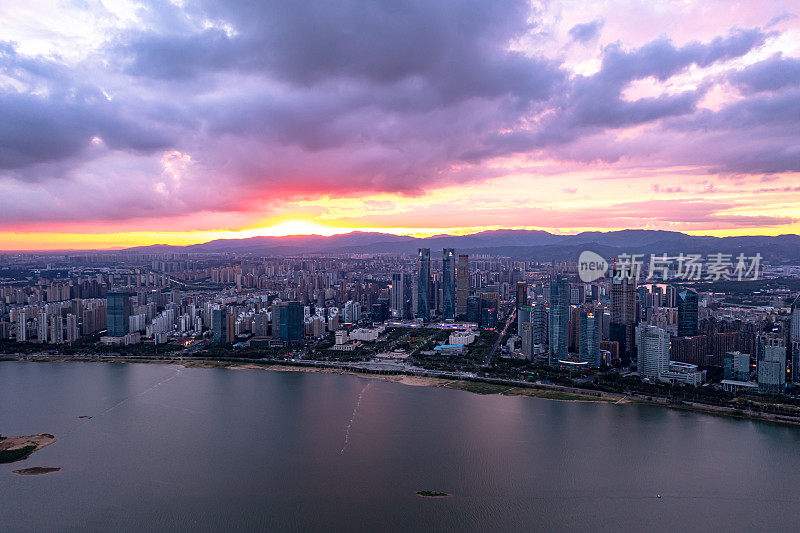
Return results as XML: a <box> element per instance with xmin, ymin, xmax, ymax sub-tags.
<box><xmin>0</xmin><ymin>0</ymin><xmax>799</xmax><ymax>250</ymax></box>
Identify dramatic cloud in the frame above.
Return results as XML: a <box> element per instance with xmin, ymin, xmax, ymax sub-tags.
<box><xmin>0</xmin><ymin>0</ymin><xmax>799</xmax><ymax>247</ymax></box>
<box><xmin>730</xmin><ymin>53</ymin><xmax>800</xmax><ymax>92</ymax></box>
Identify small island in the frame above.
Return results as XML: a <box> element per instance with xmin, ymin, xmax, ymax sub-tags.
<box><xmin>13</xmin><ymin>467</ymin><xmax>61</xmax><ymax>476</ymax></box>
<box><xmin>416</xmin><ymin>490</ymin><xmax>450</xmax><ymax>498</ymax></box>
<box><xmin>0</xmin><ymin>434</ymin><xmax>56</xmax><ymax>464</ymax></box>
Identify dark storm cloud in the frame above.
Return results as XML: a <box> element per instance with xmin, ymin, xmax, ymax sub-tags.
<box><xmin>120</xmin><ymin>0</ymin><xmax>562</xmax><ymax>103</ymax></box>
<box><xmin>568</xmin><ymin>20</ymin><xmax>604</xmax><ymax>44</ymax></box>
<box><xmin>0</xmin><ymin>92</ymin><xmax>169</xmax><ymax>171</ymax></box>
<box><xmin>0</xmin><ymin>41</ymin><xmax>172</xmax><ymax>174</ymax></box>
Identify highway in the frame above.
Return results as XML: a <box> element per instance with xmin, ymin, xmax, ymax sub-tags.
<box><xmin>482</xmin><ymin>306</ymin><xmax>516</xmax><ymax>367</ymax></box>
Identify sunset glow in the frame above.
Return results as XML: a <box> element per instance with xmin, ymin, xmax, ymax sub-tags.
<box><xmin>1</xmin><ymin>0</ymin><xmax>799</xmax><ymax>250</ymax></box>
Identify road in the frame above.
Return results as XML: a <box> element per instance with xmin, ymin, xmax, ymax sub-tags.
<box><xmin>482</xmin><ymin>307</ymin><xmax>516</xmax><ymax>367</ymax></box>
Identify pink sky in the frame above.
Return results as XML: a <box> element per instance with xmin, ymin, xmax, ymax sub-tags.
<box><xmin>0</xmin><ymin>0</ymin><xmax>799</xmax><ymax>249</ymax></box>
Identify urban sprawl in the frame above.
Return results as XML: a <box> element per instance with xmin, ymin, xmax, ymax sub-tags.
<box><xmin>2</xmin><ymin>248</ymin><xmax>800</xmax><ymax>420</ymax></box>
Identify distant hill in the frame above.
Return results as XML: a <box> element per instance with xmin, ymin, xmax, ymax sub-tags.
<box><xmin>121</xmin><ymin>230</ymin><xmax>800</xmax><ymax>263</ymax></box>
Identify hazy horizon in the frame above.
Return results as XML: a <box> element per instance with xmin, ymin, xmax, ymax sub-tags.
<box><xmin>3</xmin><ymin>226</ymin><xmax>800</xmax><ymax>253</ymax></box>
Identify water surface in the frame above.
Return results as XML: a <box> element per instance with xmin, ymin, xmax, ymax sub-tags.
<box><xmin>2</xmin><ymin>361</ymin><xmax>799</xmax><ymax>531</ymax></box>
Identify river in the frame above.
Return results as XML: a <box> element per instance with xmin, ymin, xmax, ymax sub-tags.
<box><xmin>1</xmin><ymin>361</ymin><xmax>799</xmax><ymax>531</ymax></box>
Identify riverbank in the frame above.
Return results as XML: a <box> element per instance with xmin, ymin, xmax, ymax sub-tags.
<box><xmin>0</xmin><ymin>434</ymin><xmax>56</xmax><ymax>463</ymax></box>
<box><xmin>4</xmin><ymin>355</ymin><xmax>800</xmax><ymax>427</ymax></box>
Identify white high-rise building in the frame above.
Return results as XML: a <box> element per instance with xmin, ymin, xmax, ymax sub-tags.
<box><xmin>391</xmin><ymin>272</ymin><xmax>412</xmax><ymax>319</ymax></box>
<box><xmin>16</xmin><ymin>308</ymin><xmax>30</xmax><ymax>342</ymax></box>
<box><xmin>636</xmin><ymin>324</ymin><xmax>669</xmax><ymax>380</ymax></box>
<box><xmin>49</xmin><ymin>315</ymin><xmax>64</xmax><ymax>344</ymax></box>
<box><xmin>343</xmin><ymin>300</ymin><xmax>360</xmax><ymax>324</ymax></box>
<box><xmin>65</xmin><ymin>314</ymin><xmax>79</xmax><ymax>343</ymax></box>
<box><xmin>38</xmin><ymin>311</ymin><xmax>49</xmax><ymax>343</ymax></box>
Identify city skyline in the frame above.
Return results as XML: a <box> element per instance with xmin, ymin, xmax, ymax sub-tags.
<box><xmin>1</xmin><ymin>0</ymin><xmax>799</xmax><ymax>250</ymax></box>
<box><xmin>4</xmin><ymin>2</ymin><xmax>800</xmax><ymax>529</ymax></box>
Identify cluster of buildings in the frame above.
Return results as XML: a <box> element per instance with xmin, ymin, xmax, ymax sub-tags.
<box><xmin>2</xmin><ymin>249</ymin><xmax>800</xmax><ymax>396</ymax></box>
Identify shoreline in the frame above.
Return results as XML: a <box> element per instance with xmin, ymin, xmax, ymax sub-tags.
<box><xmin>3</xmin><ymin>354</ymin><xmax>800</xmax><ymax>428</ymax></box>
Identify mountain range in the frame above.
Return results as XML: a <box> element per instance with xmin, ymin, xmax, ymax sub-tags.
<box><xmin>122</xmin><ymin>229</ymin><xmax>800</xmax><ymax>263</ymax></box>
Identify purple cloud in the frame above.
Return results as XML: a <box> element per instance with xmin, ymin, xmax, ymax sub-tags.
<box><xmin>0</xmin><ymin>0</ymin><xmax>796</xmax><ymax>230</ymax></box>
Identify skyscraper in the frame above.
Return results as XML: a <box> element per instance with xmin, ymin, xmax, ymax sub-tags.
<box><xmin>518</xmin><ymin>304</ymin><xmax>531</xmax><ymax>334</ymax></box>
<box><xmin>516</xmin><ymin>281</ymin><xmax>528</xmax><ymax>309</ymax></box>
<box><xmin>391</xmin><ymin>272</ymin><xmax>412</xmax><ymax>319</ymax></box>
<box><xmin>677</xmin><ymin>289</ymin><xmax>699</xmax><ymax>337</ymax></box>
<box><xmin>790</xmin><ymin>295</ymin><xmax>800</xmax><ymax>384</ymax></box>
<box><xmin>548</xmin><ymin>275</ymin><xmax>569</xmax><ymax>364</ymax></box>
<box><xmin>442</xmin><ymin>248</ymin><xmax>456</xmax><ymax>320</ymax></box>
<box><xmin>636</xmin><ymin>323</ymin><xmax>669</xmax><ymax>380</ymax></box>
<box><xmin>579</xmin><ymin>311</ymin><xmax>602</xmax><ymax>367</ymax></box>
<box><xmin>212</xmin><ymin>308</ymin><xmax>227</xmax><ymax>344</ymax></box>
<box><xmin>106</xmin><ymin>291</ymin><xmax>131</xmax><ymax>337</ymax></box>
<box><xmin>519</xmin><ymin>302</ymin><xmax>549</xmax><ymax>359</ymax></box>
<box><xmin>466</xmin><ymin>295</ymin><xmax>481</xmax><ymax>324</ymax></box>
<box><xmin>610</xmin><ymin>275</ymin><xmax>636</xmax><ymax>363</ymax></box>
<box><xmin>417</xmin><ymin>248</ymin><xmax>430</xmax><ymax>321</ymax></box>
<box><xmin>532</xmin><ymin>302</ymin><xmax>548</xmax><ymax>347</ymax></box>
<box><xmin>456</xmin><ymin>254</ymin><xmax>469</xmax><ymax>319</ymax></box>
<box><xmin>273</xmin><ymin>301</ymin><xmax>304</xmax><ymax>344</ymax></box>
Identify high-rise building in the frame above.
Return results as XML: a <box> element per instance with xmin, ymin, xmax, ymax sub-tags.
<box><xmin>212</xmin><ymin>308</ymin><xmax>228</xmax><ymax>344</ymax></box>
<box><xmin>518</xmin><ymin>305</ymin><xmax>531</xmax><ymax>333</ymax></box>
<box><xmin>65</xmin><ymin>314</ymin><xmax>79</xmax><ymax>343</ymax></box>
<box><xmin>665</xmin><ymin>285</ymin><xmax>678</xmax><ymax>308</ymax></box>
<box><xmin>416</xmin><ymin>248</ymin><xmax>431</xmax><ymax>321</ymax></box>
<box><xmin>442</xmin><ymin>249</ymin><xmax>456</xmax><ymax>320</ymax></box>
<box><xmin>456</xmin><ymin>254</ymin><xmax>469</xmax><ymax>319</ymax></box>
<box><xmin>253</xmin><ymin>313</ymin><xmax>268</xmax><ymax>337</ymax></box>
<box><xmin>516</xmin><ymin>281</ymin><xmax>527</xmax><ymax>309</ymax></box>
<box><xmin>466</xmin><ymin>295</ymin><xmax>481</xmax><ymax>324</ymax></box>
<box><xmin>481</xmin><ymin>305</ymin><xmax>497</xmax><ymax>329</ymax></box>
<box><xmin>391</xmin><ymin>273</ymin><xmax>412</xmax><ymax>319</ymax></box>
<box><xmin>548</xmin><ymin>276</ymin><xmax>569</xmax><ymax>364</ymax></box>
<box><xmin>677</xmin><ymin>289</ymin><xmax>699</xmax><ymax>337</ymax></box>
<box><xmin>636</xmin><ymin>324</ymin><xmax>669</xmax><ymax>380</ymax></box>
<box><xmin>710</xmin><ymin>332</ymin><xmax>738</xmax><ymax>367</ymax></box>
<box><xmin>670</xmin><ymin>335</ymin><xmax>708</xmax><ymax>365</ymax></box>
<box><xmin>610</xmin><ymin>275</ymin><xmax>636</xmax><ymax>363</ymax></box>
<box><xmin>579</xmin><ymin>311</ymin><xmax>602</xmax><ymax>367</ymax></box>
<box><xmin>758</xmin><ymin>344</ymin><xmax>786</xmax><ymax>394</ymax></box>
<box><xmin>273</xmin><ymin>301</ymin><xmax>304</xmax><ymax>344</ymax></box>
<box><xmin>106</xmin><ymin>291</ymin><xmax>131</xmax><ymax>337</ymax></box>
<box><xmin>724</xmin><ymin>351</ymin><xmax>751</xmax><ymax>381</ymax></box>
<box><xmin>568</xmin><ymin>305</ymin><xmax>584</xmax><ymax>353</ymax></box>
<box><xmin>372</xmin><ymin>298</ymin><xmax>390</xmax><ymax>322</ymax></box>
<box><xmin>790</xmin><ymin>295</ymin><xmax>800</xmax><ymax>385</ymax></box>
<box><xmin>531</xmin><ymin>303</ymin><xmax>548</xmax><ymax>346</ymax></box>
<box><xmin>49</xmin><ymin>315</ymin><xmax>64</xmax><ymax>344</ymax></box>
<box><xmin>521</xmin><ymin>303</ymin><xmax>548</xmax><ymax>359</ymax></box>
<box><xmin>37</xmin><ymin>311</ymin><xmax>48</xmax><ymax>343</ymax></box>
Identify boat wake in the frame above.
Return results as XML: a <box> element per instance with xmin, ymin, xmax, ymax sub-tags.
<box><xmin>340</xmin><ymin>382</ymin><xmax>372</xmax><ymax>455</ymax></box>
<box><xmin>98</xmin><ymin>366</ymin><xmax>184</xmax><ymax>417</ymax></box>
<box><xmin>58</xmin><ymin>366</ymin><xmax>185</xmax><ymax>441</ymax></box>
